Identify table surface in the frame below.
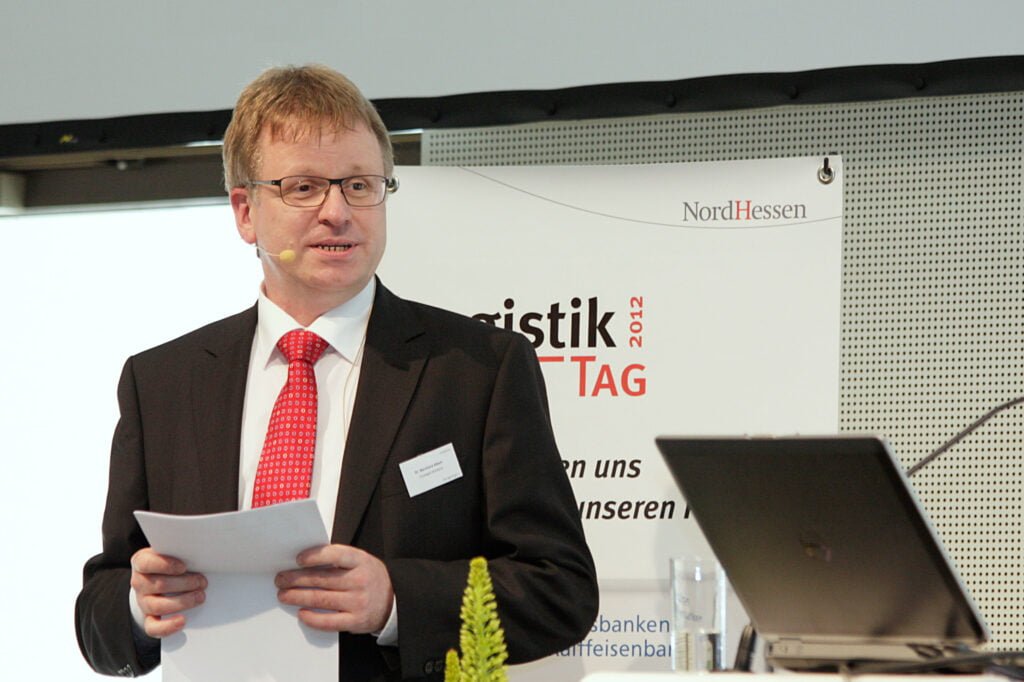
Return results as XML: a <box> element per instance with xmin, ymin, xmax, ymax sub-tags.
<box><xmin>581</xmin><ymin>674</ymin><xmax>1011</xmax><ymax>682</ymax></box>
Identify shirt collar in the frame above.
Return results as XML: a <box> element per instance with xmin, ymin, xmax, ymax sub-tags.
<box><xmin>254</xmin><ymin>278</ymin><xmax>375</xmax><ymax>367</ymax></box>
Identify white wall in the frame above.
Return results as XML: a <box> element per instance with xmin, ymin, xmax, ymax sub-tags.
<box><xmin>1</xmin><ymin>0</ymin><xmax>1022</xmax><ymax>126</ymax></box>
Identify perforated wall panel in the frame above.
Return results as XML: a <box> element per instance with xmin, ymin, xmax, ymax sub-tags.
<box><xmin>422</xmin><ymin>92</ymin><xmax>1024</xmax><ymax>649</ymax></box>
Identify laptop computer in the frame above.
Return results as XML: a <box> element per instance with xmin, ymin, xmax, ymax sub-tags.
<box><xmin>654</xmin><ymin>435</ymin><xmax>989</xmax><ymax>671</ymax></box>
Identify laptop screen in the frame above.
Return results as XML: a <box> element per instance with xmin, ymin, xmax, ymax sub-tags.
<box><xmin>655</xmin><ymin>435</ymin><xmax>987</xmax><ymax>651</ymax></box>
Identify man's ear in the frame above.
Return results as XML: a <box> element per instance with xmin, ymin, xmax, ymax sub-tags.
<box><xmin>230</xmin><ymin>186</ymin><xmax>256</xmax><ymax>245</ymax></box>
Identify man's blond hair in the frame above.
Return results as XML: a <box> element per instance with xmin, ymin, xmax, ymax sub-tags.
<box><xmin>222</xmin><ymin>64</ymin><xmax>393</xmax><ymax>191</ymax></box>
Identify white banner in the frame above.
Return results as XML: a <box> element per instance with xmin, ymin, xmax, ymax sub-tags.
<box><xmin>381</xmin><ymin>157</ymin><xmax>843</xmax><ymax>678</ymax></box>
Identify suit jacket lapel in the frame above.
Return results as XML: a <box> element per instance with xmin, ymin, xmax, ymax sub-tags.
<box><xmin>191</xmin><ymin>305</ymin><xmax>257</xmax><ymax>513</ymax></box>
<box><xmin>332</xmin><ymin>282</ymin><xmax>427</xmax><ymax>544</ymax></box>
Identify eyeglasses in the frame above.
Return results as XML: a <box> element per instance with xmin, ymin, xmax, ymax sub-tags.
<box><xmin>249</xmin><ymin>175</ymin><xmax>399</xmax><ymax>208</ymax></box>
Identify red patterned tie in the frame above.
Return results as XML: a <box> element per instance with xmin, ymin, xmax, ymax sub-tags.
<box><xmin>251</xmin><ymin>330</ymin><xmax>329</xmax><ymax>508</ymax></box>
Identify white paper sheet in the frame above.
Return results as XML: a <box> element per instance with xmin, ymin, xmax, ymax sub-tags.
<box><xmin>134</xmin><ymin>500</ymin><xmax>338</xmax><ymax>682</ymax></box>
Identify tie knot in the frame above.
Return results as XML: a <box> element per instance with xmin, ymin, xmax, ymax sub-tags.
<box><xmin>278</xmin><ymin>329</ymin><xmax>328</xmax><ymax>365</ymax></box>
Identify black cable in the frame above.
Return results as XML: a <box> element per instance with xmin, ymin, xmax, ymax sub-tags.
<box><xmin>732</xmin><ymin>623</ymin><xmax>757</xmax><ymax>671</ymax></box>
<box><xmin>907</xmin><ymin>395</ymin><xmax>1024</xmax><ymax>476</ymax></box>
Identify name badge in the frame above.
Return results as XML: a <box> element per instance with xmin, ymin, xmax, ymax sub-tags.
<box><xmin>399</xmin><ymin>443</ymin><xmax>463</xmax><ymax>498</ymax></box>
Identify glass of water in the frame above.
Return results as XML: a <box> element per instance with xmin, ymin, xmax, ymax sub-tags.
<box><xmin>670</xmin><ymin>557</ymin><xmax>727</xmax><ymax>672</ymax></box>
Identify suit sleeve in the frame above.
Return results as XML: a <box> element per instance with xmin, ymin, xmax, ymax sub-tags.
<box><xmin>385</xmin><ymin>332</ymin><xmax>598</xmax><ymax>677</ymax></box>
<box><xmin>75</xmin><ymin>357</ymin><xmax>160</xmax><ymax>677</ymax></box>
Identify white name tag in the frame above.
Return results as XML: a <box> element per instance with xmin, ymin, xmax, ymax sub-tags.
<box><xmin>399</xmin><ymin>443</ymin><xmax>463</xmax><ymax>498</ymax></box>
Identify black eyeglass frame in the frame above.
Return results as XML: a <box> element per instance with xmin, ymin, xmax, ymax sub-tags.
<box><xmin>248</xmin><ymin>175</ymin><xmax>400</xmax><ymax>207</ymax></box>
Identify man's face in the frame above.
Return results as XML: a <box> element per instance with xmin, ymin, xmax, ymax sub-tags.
<box><xmin>230</xmin><ymin>122</ymin><xmax>388</xmax><ymax>320</ymax></box>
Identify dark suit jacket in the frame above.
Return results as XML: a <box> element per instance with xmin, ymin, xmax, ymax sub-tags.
<box><xmin>76</xmin><ymin>281</ymin><xmax>598</xmax><ymax>680</ymax></box>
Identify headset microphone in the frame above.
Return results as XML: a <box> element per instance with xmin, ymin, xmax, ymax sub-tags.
<box><xmin>255</xmin><ymin>244</ymin><xmax>297</xmax><ymax>263</ymax></box>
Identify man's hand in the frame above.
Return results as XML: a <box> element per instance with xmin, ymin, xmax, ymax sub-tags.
<box><xmin>275</xmin><ymin>544</ymin><xmax>394</xmax><ymax>633</ymax></box>
<box><xmin>130</xmin><ymin>548</ymin><xmax>207</xmax><ymax>638</ymax></box>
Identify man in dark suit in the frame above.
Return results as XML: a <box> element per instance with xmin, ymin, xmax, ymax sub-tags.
<box><xmin>75</xmin><ymin>64</ymin><xmax>598</xmax><ymax>680</ymax></box>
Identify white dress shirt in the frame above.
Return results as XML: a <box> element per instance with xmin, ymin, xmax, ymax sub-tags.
<box><xmin>133</xmin><ymin>278</ymin><xmax>399</xmax><ymax>644</ymax></box>
<box><xmin>238</xmin><ymin>279</ymin><xmax>374</xmax><ymax>532</ymax></box>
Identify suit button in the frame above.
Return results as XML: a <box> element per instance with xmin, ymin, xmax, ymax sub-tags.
<box><xmin>424</xmin><ymin>660</ymin><xmax>435</xmax><ymax>674</ymax></box>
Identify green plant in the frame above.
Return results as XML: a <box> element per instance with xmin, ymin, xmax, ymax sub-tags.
<box><xmin>445</xmin><ymin>556</ymin><xmax>509</xmax><ymax>682</ymax></box>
